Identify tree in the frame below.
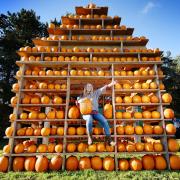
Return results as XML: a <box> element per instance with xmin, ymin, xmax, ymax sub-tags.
<box><xmin>161</xmin><ymin>51</ymin><xmax>180</xmax><ymax>117</ymax></box>
<box><xmin>0</xmin><ymin>9</ymin><xmax>48</xmax><ymax>138</ymax></box>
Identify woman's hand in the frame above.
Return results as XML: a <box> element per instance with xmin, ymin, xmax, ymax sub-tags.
<box><xmin>107</xmin><ymin>80</ymin><xmax>118</xmax><ymax>88</ymax></box>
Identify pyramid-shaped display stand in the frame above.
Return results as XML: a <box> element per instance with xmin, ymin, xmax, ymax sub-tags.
<box><xmin>2</xmin><ymin>3</ymin><xmax>178</xmax><ymax>172</ymax></box>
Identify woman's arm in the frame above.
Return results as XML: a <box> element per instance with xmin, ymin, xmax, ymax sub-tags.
<box><xmin>95</xmin><ymin>80</ymin><xmax>118</xmax><ymax>96</ymax></box>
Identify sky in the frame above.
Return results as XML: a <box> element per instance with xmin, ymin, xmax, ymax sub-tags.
<box><xmin>0</xmin><ymin>0</ymin><xmax>180</xmax><ymax>57</ymax></box>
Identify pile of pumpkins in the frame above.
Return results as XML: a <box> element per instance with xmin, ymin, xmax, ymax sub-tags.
<box><xmin>0</xmin><ymin>154</ymin><xmax>180</xmax><ymax>172</ymax></box>
<box><xmin>69</xmin><ymin>69</ymin><xmax>110</xmax><ymax>76</ymax></box>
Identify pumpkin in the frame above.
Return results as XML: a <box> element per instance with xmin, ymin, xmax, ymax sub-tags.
<box><xmin>142</xmin><ymin>111</ymin><xmax>152</xmax><ymax>119</ymax></box>
<box><xmin>153</xmin><ymin>125</ymin><xmax>163</xmax><ymax>134</ymax></box>
<box><xmin>27</xmin><ymin>144</ymin><xmax>37</xmax><ymax>153</ymax></box>
<box><xmin>14</xmin><ymin>143</ymin><xmax>24</xmax><ymax>154</ymax></box>
<box><xmin>153</xmin><ymin>142</ymin><xmax>163</xmax><ymax>152</ymax></box>
<box><xmin>134</xmin><ymin>112</ymin><xmax>142</xmax><ymax>119</ymax></box>
<box><xmin>106</xmin><ymin>144</ymin><xmax>114</xmax><ymax>152</ymax></box>
<box><xmin>41</xmin><ymin>127</ymin><xmax>51</xmax><ymax>136</ymax></box>
<box><xmin>115</xmin><ymin>97</ymin><xmax>123</xmax><ymax>103</ymax></box>
<box><xmin>79</xmin><ymin>98</ymin><xmax>92</xmax><ymax>115</ymax></box>
<box><xmin>115</xmin><ymin>112</ymin><xmax>122</xmax><ymax>119</ymax></box>
<box><xmin>97</xmin><ymin>143</ymin><xmax>105</xmax><ymax>152</ymax></box>
<box><xmin>103</xmin><ymin>156</ymin><xmax>114</xmax><ymax>171</ymax></box>
<box><xmin>164</xmin><ymin>108</ymin><xmax>174</xmax><ymax>119</ymax></box>
<box><xmin>129</xmin><ymin>158</ymin><xmax>142</xmax><ymax>171</ymax></box>
<box><xmin>142</xmin><ymin>155</ymin><xmax>155</xmax><ymax>170</ymax></box>
<box><xmin>154</xmin><ymin>155</ymin><xmax>167</xmax><ymax>170</ymax></box>
<box><xmin>169</xmin><ymin>155</ymin><xmax>180</xmax><ymax>170</ymax></box>
<box><xmin>67</xmin><ymin>127</ymin><xmax>76</xmax><ymax>135</ymax></box>
<box><xmin>124</xmin><ymin>125</ymin><xmax>134</xmax><ymax>135</ymax></box>
<box><xmin>166</xmin><ymin>123</ymin><xmax>176</xmax><ymax>135</ymax></box>
<box><xmin>24</xmin><ymin>157</ymin><xmax>36</xmax><ymax>171</ymax></box>
<box><xmin>135</xmin><ymin>142</ymin><xmax>144</xmax><ymax>151</ymax></box>
<box><xmin>143</xmin><ymin>124</ymin><xmax>153</xmax><ymax>134</ymax></box>
<box><xmin>41</xmin><ymin>95</ymin><xmax>50</xmax><ymax>104</ymax></box>
<box><xmin>57</xmin><ymin>127</ymin><xmax>64</xmax><ymax>136</ymax></box>
<box><xmin>150</xmin><ymin>95</ymin><xmax>159</xmax><ymax>103</ymax></box>
<box><xmin>0</xmin><ymin>156</ymin><xmax>9</xmax><ymax>172</ymax></box>
<box><xmin>76</xmin><ymin>127</ymin><xmax>86</xmax><ymax>135</ymax></box>
<box><xmin>144</xmin><ymin>142</ymin><xmax>154</xmax><ymax>152</ymax></box>
<box><xmin>162</xmin><ymin>93</ymin><xmax>172</xmax><ymax>103</ymax></box>
<box><xmin>103</xmin><ymin>104</ymin><xmax>113</xmax><ymax>119</ymax></box>
<box><xmin>91</xmin><ymin>156</ymin><xmax>102</xmax><ymax>170</ymax></box>
<box><xmin>118</xmin><ymin>159</ymin><xmax>129</xmax><ymax>171</ymax></box>
<box><xmin>135</xmin><ymin>126</ymin><xmax>143</xmax><ymax>135</ymax></box>
<box><xmin>88</xmin><ymin>144</ymin><xmax>96</xmax><ymax>152</ymax></box>
<box><xmin>48</xmin><ymin>143</ymin><xmax>55</xmax><ymax>153</ymax></box>
<box><xmin>5</xmin><ymin>127</ymin><xmax>13</xmax><ymax>137</ymax></box>
<box><xmin>79</xmin><ymin>157</ymin><xmax>91</xmax><ymax>170</ymax></box>
<box><xmin>117</xmin><ymin>143</ymin><xmax>126</xmax><ymax>152</ymax></box>
<box><xmin>3</xmin><ymin>144</ymin><xmax>10</xmax><ymax>154</ymax></box>
<box><xmin>13</xmin><ymin>157</ymin><xmax>25</xmax><ymax>171</ymax></box>
<box><xmin>49</xmin><ymin>155</ymin><xmax>62</xmax><ymax>171</ymax></box>
<box><xmin>68</xmin><ymin>106</ymin><xmax>80</xmax><ymax>119</ymax></box>
<box><xmin>132</xmin><ymin>95</ymin><xmax>141</xmax><ymax>103</ymax></box>
<box><xmin>37</xmin><ymin>144</ymin><xmax>47</xmax><ymax>153</ymax></box>
<box><xmin>93</xmin><ymin>127</ymin><xmax>103</xmax><ymax>135</ymax></box>
<box><xmin>35</xmin><ymin>156</ymin><xmax>48</xmax><ymax>172</ymax></box>
<box><xmin>168</xmin><ymin>139</ymin><xmax>179</xmax><ymax>152</ymax></box>
<box><xmin>116</xmin><ymin>126</ymin><xmax>124</xmax><ymax>135</ymax></box>
<box><xmin>151</xmin><ymin>111</ymin><xmax>161</xmax><ymax>119</ymax></box>
<box><xmin>77</xmin><ymin>143</ymin><xmax>87</xmax><ymax>153</ymax></box>
<box><xmin>67</xmin><ymin>143</ymin><xmax>76</xmax><ymax>152</ymax></box>
<box><xmin>55</xmin><ymin>144</ymin><xmax>63</xmax><ymax>153</ymax></box>
<box><xmin>126</xmin><ymin>144</ymin><xmax>135</xmax><ymax>152</ymax></box>
<box><xmin>66</xmin><ymin>156</ymin><xmax>79</xmax><ymax>171</ymax></box>
<box><xmin>122</xmin><ymin>112</ymin><xmax>131</xmax><ymax>119</ymax></box>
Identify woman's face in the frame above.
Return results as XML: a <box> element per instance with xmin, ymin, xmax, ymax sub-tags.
<box><xmin>86</xmin><ymin>83</ymin><xmax>93</xmax><ymax>93</ymax></box>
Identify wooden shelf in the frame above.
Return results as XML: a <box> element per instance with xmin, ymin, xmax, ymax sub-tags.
<box><xmin>33</xmin><ymin>39</ymin><xmax>148</xmax><ymax>47</ymax></box>
<box><xmin>61</xmin><ymin>16</ymin><xmax>121</xmax><ymax>26</ymax></box>
<box><xmin>48</xmin><ymin>28</ymin><xmax>134</xmax><ymax>36</ymax></box>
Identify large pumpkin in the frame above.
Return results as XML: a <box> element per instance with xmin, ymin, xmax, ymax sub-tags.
<box><xmin>49</xmin><ymin>155</ymin><xmax>62</xmax><ymax>171</ymax></box>
<box><xmin>169</xmin><ymin>155</ymin><xmax>180</xmax><ymax>170</ymax></box>
<box><xmin>24</xmin><ymin>156</ymin><xmax>36</xmax><ymax>171</ymax></box>
<box><xmin>68</xmin><ymin>106</ymin><xmax>80</xmax><ymax>119</ymax></box>
<box><xmin>79</xmin><ymin>157</ymin><xmax>91</xmax><ymax>170</ymax></box>
<box><xmin>13</xmin><ymin>157</ymin><xmax>25</xmax><ymax>171</ymax></box>
<box><xmin>154</xmin><ymin>155</ymin><xmax>167</xmax><ymax>170</ymax></box>
<box><xmin>103</xmin><ymin>156</ymin><xmax>114</xmax><ymax>171</ymax></box>
<box><xmin>142</xmin><ymin>155</ymin><xmax>155</xmax><ymax>170</ymax></box>
<box><xmin>91</xmin><ymin>156</ymin><xmax>102</xmax><ymax>170</ymax></box>
<box><xmin>162</xmin><ymin>93</ymin><xmax>172</xmax><ymax>103</ymax></box>
<box><xmin>35</xmin><ymin>156</ymin><xmax>49</xmax><ymax>172</ymax></box>
<box><xmin>166</xmin><ymin>123</ymin><xmax>176</xmax><ymax>135</ymax></box>
<box><xmin>164</xmin><ymin>108</ymin><xmax>174</xmax><ymax>119</ymax></box>
<box><xmin>66</xmin><ymin>156</ymin><xmax>79</xmax><ymax>171</ymax></box>
<box><xmin>118</xmin><ymin>159</ymin><xmax>129</xmax><ymax>171</ymax></box>
<box><xmin>129</xmin><ymin>158</ymin><xmax>142</xmax><ymax>171</ymax></box>
<box><xmin>0</xmin><ymin>156</ymin><xmax>9</xmax><ymax>172</ymax></box>
<box><xmin>103</xmin><ymin>104</ymin><xmax>113</xmax><ymax>119</ymax></box>
<box><xmin>79</xmin><ymin>98</ymin><xmax>92</xmax><ymax>115</ymax></box>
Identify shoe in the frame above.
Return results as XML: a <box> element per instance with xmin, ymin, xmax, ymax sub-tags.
<box><xmin>105</xmin><ymin>136</ymin><xmax>116</xmax><ymax>146</ymax></box>
<box><xmin>88</xmin><ymin>134</ymin><xmax>93</xmax><ymax>145</ymax></box>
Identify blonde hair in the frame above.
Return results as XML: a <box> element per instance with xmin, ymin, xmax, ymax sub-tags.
<box><xmin>83</xmin><ymin>83</ymin><xmax>93</xmax><ymax>97</ymax></box>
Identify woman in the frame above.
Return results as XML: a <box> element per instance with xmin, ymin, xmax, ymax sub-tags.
<box><xmin>77</xmin><ymin>80</ymin><xmax>117</xmax><ymax>146</ymax></box>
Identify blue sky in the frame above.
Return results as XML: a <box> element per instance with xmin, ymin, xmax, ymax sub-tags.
<box><xmin>1</xmin><ymin>0</ymin><xmax>180</xmax><ymax>57</ymax></box>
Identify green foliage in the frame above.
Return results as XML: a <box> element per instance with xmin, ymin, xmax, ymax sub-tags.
<box><xmin>0</xmin><ymin>9</ymin><xmax>48</xmax><ymax>138</ymax></box>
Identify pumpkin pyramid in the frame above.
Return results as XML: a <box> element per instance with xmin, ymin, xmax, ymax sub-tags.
<box><xmin>1</xmin><ymin>3</ymin><xmax>179</xmax><ymax>172</ymax></box>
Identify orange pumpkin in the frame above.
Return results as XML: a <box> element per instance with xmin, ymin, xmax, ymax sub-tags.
<box><xmin>48</xmin><ymin>143</ymin><xmax>55</xmax><ymax>153</ymax></box>
<box><xmin>57</xmin><ymin>127</ymin><xmax>64</xmax><ymax>136</ymax></box>
<box><xmin>142</xmin><ymin>155</ymin><xmax>155</xmax><ymax>170</ymax></box>
<box><xmin>144</xmin><ymin>142</ymin><xmax>154</xmax><ymax>152</ymax></box>
<box><xmin>103</xmin><ymin>104</ymin><xmax>113</xmax><ymax>119</ymax></box>
<box><xmin>68</xmin><ymin>106</ymin><xmax>80</xmax><ymax>119</ymax></box>
<box><xmin>126</xmin><ymin>144</ymin><xmax>135</xmax><ymax>152</ymax></box>
<box><xmin>164</xmin><ymin>108</ymin><xmax>174</xmax><ymax>119</ymax></box>
<box><xmin>13</xmin><ymin>157</ymin><xmax>25</xmax><ymax>171</ymax></box>
<box><xmin>153</xmin><ymin>142</ymin><xmax>163</xmax><ymax>152</ymax></box>
<box><xmin>116</xmin><ymin>126</ymin><xmax>124</xmax><ymax>135</ymax></box>
<box><xmin>168</xmin><ymin>138</ymin><xmax>179</xmax><ymax>152</ymax></box>
<box><xmin>67</xmin><ymin>127</ymin><xmax>76</xmax><ymax>135</ymax></box>
<box><xmin>14</xmin><ymin>143</ymin><xmax>24</xmax><ymax>154</ymax></box>
<box><xmin>3</xmin><ymin>144</ymin><xmax>10</xmax><ymax>154</ymax></box>
<box><xmin>79</xmin><ymin>157</ymin><xmax>91</xmax><ymax>170</ymax></box>
<box><xmin>135</xmin><ymin>142</ymin><xmax>144</xmax><ymax>152</ymax></box>
<box><xmin>118</xmin><ymin>159</ymin><xmax>129</xmax><ymax>171</ymax></box>
<box><xmin>49</xmin><ymin>155</ymin><xmax>62</xmax><ymax>171</ymax></box>
<box><xmin>154</xmin><ymin>155</ymin><xmax>167</xmax><ymax>170</ymax></box>
<box><xmin>97</xmin><ymin>143</ymin><xmax>105</xmax><ymax>152</ymax></box>
<box><xmin>91</xmin><ymin>156</ymin><xmax>102</xmax><ymax>170</ymax></box>
<box><xmin>0</xmin><ymin>156</ymin><xmax>9</xmax><ymax>172</ymax></box>
<box><xmin>166</xmin><ymin>123</ymin><xmax>176</xmax><ymax>135</ymax></box>
<box><xmin>37</xmin><ymin>144</ymin><xmax>47</xmax><ymax>153</ymax></box>
<box><xmin>129</xmin><ymin>158</ymin><xmax>142</xmax><ymax>171</ymax></box>
<box><xmin>79</xmin><ymin>98</ymin><xmax>92</xmax><ymax>115</ymax></box>
<box><xmin>76</xmin><ymin>127</ymin><xmax>86</xmax><ymax>135</ymax></box>
<box><xmin>27</xmin><ymin>144</ymin><xmax>37</xmax><ymax>153</ymax></box>
<box><xmin>41</xmin><ymin>127</ymin><xmax>50</xmax><ymax>136</ymax></box>
<box><xmin>162</xmin><ymin>93</ymin><xmax>172</xmax><ymax>103</ymax></box>
<box><xmin>35</xmin><ymin>156</ymin><xmax>48</xmax><ymax>172</ymax></box>
<box><xmin>153</xmin><ymin>125</ymin><xmax>163</xmax><ymax>134</ymax></box>
<box><xmin>135</xmin><ymin>126</ymin><xmax>143</xmax><ymax>135</ymax></box>
<box><xmin>66</xmin><ymin>156</ymin><xmax>79</xmax><ymax>171</ymax></box>
<box><xmin>124</xmin><ymin>125</ymin><xmax>134</xmax><ymax>135</ymax></box>
<box><xmin>117</xmin><ymin>143</ymin><xmax>126</xmax><ymax>152</ymax></box>
<box><xmin>5</xmin><ymin>127</ymin><xmax>13</xmax><ymax>137</ymax></box>
<box><xmin>24</xmin><ymin>156</ymin><xmax>36</xmax><ymax>171</ymax></box>
<box><xmin>169</xmin><ymin>155</ymin><xmax>180</xmax><ymax>170</ymax></box>
<box><xmin>77</xmin><ymin>143</ymin><xmax>87</xmax><ymax>153</ymax></box>
<box><xmin>88</xmin><ymin>144</ymin><xmax>96</xmax><ymax>152</ymax></box>
<box><xmin>103</xmin><ymin>156</ymin><xmax>114</xmax><ymax>171</ymax></box>
<box><xmin>143</xmin><ymin>124</ymin><xmax>153</xmax><ymax>134</ymax></box>
<box><xmin>67</xmin><ymin>143</ymin><xmax>76</xmax><ymax>152</ymax></box>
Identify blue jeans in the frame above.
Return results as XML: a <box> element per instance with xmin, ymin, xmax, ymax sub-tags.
<box><xmin>82</xmin><ymin>113</ymin><xmax>110</xmax><ymax>136</ymax></box>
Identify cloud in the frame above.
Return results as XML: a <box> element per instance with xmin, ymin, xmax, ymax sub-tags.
<box><xmin>141</xmin><ymin>2</ymin><xmax>156</xmax><ymax>14</ymax></box>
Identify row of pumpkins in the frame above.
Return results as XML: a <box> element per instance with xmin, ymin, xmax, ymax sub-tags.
<box><xmin>19</xmin><ymin>46</ymin><xmax>160</xmax><ymax>54</ymax></box>
<box><xmin>0</xmin><ymin>154</ymin><xmax>180</xmax><ymax>172</ymax></box>
<box><xmin>63</xmin><ymin>14</ymin><xmax>119</xmax><ymax>19</ymax></box>
<box><xmin>20</xmin><ymin>55</ymin><xmax>161</xmax><ymax>62</ymax></box>
<box><xmin>6</xmin><ymin>123</ymin><xmax>176</xmax><ymax>137</ymax></box>
<box><xmin>115</xmin><ymin>93</ymin><xmax>172</xmax><ymax>104</ymax></box>
<box><xmin>2</xmin><ymin>138</ymin><xmax>179</xmax><ymax>155</ymax></box>
<box><xmin>39</xmin><ymin>35</ymin><xmax>147</xmax><ymax>41</ymax></box>
<box><xmin>18</xmin><ymin>67</ymin><xmax>163</xmax><ymax>77</ymax></box>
